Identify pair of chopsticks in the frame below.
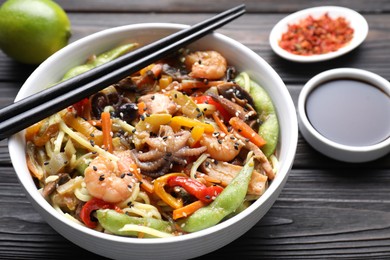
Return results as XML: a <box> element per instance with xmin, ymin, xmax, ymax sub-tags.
<box><xmin>0</xmin><ymin>4</ymin><xmax>245</xmax><ymax>141</ymax></box>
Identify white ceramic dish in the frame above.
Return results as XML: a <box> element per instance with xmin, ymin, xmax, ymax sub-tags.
<box><xmin>298</xmin><ymin>68</ymin><xmax>390</xmax><ymax>163</ymax></box>
<box><xmin>269</xmin><ymin>6</ymin><xmax>369</xmax><ymax>63</ymax></box>
<box><xmin>9</xmin><ymin>23</ymin><xmax>298</xmax><ymax>259</ymax></box>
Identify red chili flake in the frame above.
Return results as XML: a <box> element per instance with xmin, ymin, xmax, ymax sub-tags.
<box><xmin>278</xmin><ymin>13</ymin><xmax>354</xmax><ymax>56</ymax></box>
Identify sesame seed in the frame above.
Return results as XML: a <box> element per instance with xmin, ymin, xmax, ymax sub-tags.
<box><xmin>120</xmin><ymin>173</ymin><xmax>125</xmax><ymax>178</ymax></box>
<box><xmin>99</xmin><ymin>174</ymin><xmax>105</xmax><ymax>181</ymax></box>
<box><xmin>93</xmin><ymin>166</ymin><xmax>97</xmax><ymax>171</ymax></box>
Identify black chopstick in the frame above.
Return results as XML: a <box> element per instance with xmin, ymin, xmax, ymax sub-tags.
<box><xmin>0</xmin><ymin>4</ymin><xmax>245</xmax><ymax>140</ymax></box>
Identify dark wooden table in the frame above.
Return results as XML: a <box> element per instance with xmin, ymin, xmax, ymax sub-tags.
<box><xmin>1</xmin><ymin>1</ymin><xmax>389</xmax><ymax>259</ymax></box>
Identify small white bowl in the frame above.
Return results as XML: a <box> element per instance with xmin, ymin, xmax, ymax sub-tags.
<box><xmin>269</xmin><ymin>6</ymin><xmax>369</xmax><ymax>63</ymax></box>
<box><xmin>298</xmin><ymin>68</ymin><xmax>390</xmax><ymax>163</ymax></box>
<box><xmin>8</xmin><ymin>23</ymin><xmax>298</xmax><ymax>259</ymax></box>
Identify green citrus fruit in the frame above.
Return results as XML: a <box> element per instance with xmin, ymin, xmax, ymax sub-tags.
<box><xmin>0</xmin><ymin>0</ymin><xmax>71</xmax><ymax>64</ymax></box>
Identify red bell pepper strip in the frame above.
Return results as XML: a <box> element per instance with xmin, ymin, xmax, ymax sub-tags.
<box><xmin>80</xmin><ymin>197</ymin><xmax>117</xmax><ymax>228</ymax></box>
<box><xmin>193</xmin><ymin>95</ymin><xmax>231</xmax><ymax>121</ymax></box>
<box><xmin>167</xmin><ymin>176</ymin><xmax>223</xmax><ymax>203</ymax></box>
<box><xmin>72</xmin><ymin>98</ymin><xmax>89</xmax><ymax>117</ymax></box>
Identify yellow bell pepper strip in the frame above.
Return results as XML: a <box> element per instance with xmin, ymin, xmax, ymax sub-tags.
<box><xmin>167</xmin><ymin>176</ymin><xmax>224</xmax><ymax>203</ymax></box>
<box><xmin>135</xmin><ymin>113</ymin><xmax>172</xmax><ymax>133</ymax></box>
<box><xmin>154</xmin><ymin>173</ymin><xmax>186</xmax><ymax>209</ymax></box>
<box><xmin>229</xmin><ymin>116</ymin><xmax>267</xmax><ymax>148</ymax></box>
<box><xmin>101</xmin><ymin>111</ymin><xmax>113</xmax><ymax>153</ymax></box>
<box><xmin>188</xmin><ymin>125</ymin><xmax>205</xmax><ymax>147</ymax></box>
<box><xmin>170</xmin><ymin>116</ymin><xmax>214</xmax><ymax>133</ymax></box>
<box><xmin>179</xmin><ymin>157</ymin><xmax>255</xmax><ymax>233</ymax></box>
<box><xmin>62</xmin><ymin>111</ymin><xmax>104</xmax><ymax>146</ymax></box>
<box><xmin>159</xmin><ymin>75</ymin><xmax>173</xmax><ymax>89</ymax></box>
<box><xmin>139</xmin><ymin>63</ymin><xmax>162</xmax><ymax>78</ymax></box>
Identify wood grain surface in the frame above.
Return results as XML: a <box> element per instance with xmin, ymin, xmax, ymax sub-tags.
<box><xmin>0</xmin><ymin>1</ymin><xmax>389</xmax><ymax>259</ymax></box>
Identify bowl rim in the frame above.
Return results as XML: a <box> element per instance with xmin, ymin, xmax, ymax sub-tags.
<box><xmin>297</xmin><ymin>68</ymin><xmax>390</xmax><ymax>161</ymax></box>
<box><xmin>269</xmin><ymin>6</ymin><xmax>369</xmax><ymax>63</ymax></box>
<box><xmin>9</xmin><ymin>22</ymin><xmax>298</xmax><ymax>249</ymax></box>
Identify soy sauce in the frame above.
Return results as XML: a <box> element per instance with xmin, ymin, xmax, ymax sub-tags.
<box><xmin>305</xmin><ymin>79</ymin><xmax>390</xmax><ymax>146</ymax></box>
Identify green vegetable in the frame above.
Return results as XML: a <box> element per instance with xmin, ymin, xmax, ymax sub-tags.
<box><xmin>235</xmin><ymin>72</ymin><xmax>279</xmax><ymax>157</ymax></box>
<box><xmin>96</xmin><ymin>209</ymin><xmax>173</xmax><ymax>238</ymax></box>
<box><xmin>62</xmin><ymin>43</ymin><xmax>138</xmax><ymax>80</ymax></box>
<box><xmin>179</xmin><ymin>157</ymin><xmax>254</xmax><ymax>233</ymax></box>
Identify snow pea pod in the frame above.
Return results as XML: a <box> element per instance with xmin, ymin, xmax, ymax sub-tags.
<box><xmin>235</xmin><ymin>72</ymin><xmax>279</xmax><ymax>157</ymax></box>
<box><xmin>179</xmin><ymin>157</ymin><xmax>254</xmax><ymax>233</ymax></box>
<box><xmin>96</xmin><ymin>209</ymin><xmax>173</xmax><ymax>238</ymax></box>
<box><xmin>62</xmin><ymin>42</ymin><xmax>138</xmax><ymax>80</ymax></box>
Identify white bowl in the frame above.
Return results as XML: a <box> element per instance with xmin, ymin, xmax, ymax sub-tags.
<box><xmin>269</xmin><ymin>6</ymin><xmax>369</xmax><ymax>63</ymax></box>
<box><xmin>9</xmin><ymin>23</ymin><xmax>298</xmax><ymax>259</ymax></box>
<box><xmin>298</xmin><ymin>68</ymin><xmax>390</xmax><ymax>163</ymax></box>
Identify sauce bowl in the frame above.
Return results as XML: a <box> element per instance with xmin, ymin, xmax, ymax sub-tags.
<box><xmin>298</xmin><ymin>68</ymin><xmax>390</xmax><ymax>163</ymax></box>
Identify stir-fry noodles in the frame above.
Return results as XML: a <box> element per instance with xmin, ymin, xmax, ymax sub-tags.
<box><xmin>25</xmin><ymin>43</ymin><xmax>279</xmax><ymax>237</ymax></box>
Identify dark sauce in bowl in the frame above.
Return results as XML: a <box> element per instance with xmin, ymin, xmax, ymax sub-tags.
<box><xmin>305</xmin><ymin>79</ymin><xmax>390</xmax><ymax>146</ymax></box>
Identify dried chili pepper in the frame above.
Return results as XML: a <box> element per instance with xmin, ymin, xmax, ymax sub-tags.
<box><xmin>279</xmin><ymin>13</ymin><xmax>354</xmax><ymax>56</ymax></box>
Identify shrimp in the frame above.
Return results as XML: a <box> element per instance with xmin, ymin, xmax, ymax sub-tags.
<box><xmin>84</xmin><ymin>150</ymin><xmax>138</xmax><ymax>203</ymax></box>
<box><xmin>199</xmin><ymin>133</ymin><xmax>244</xmax><ymax>162</ymax></box>
<box><xmin>184</xmin><ymin>50</ymin><xmax>227</xmax><ymax>80</ymax></box>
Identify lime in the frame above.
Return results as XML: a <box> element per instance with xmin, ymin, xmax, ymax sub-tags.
<box><xmin>0</xmin><ymin>0</ymin><xmax>71</xmax><ymax>64</ymax></box>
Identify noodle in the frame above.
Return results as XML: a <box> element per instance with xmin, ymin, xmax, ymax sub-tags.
<box><xmin>24</xmin><ymin>46</ymin><xmax>280</xmax><ymax>238</ymax></box>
